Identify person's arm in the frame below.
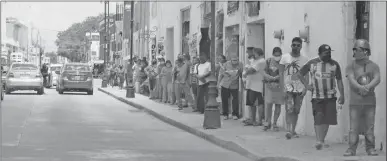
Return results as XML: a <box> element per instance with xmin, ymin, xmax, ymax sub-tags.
<box><xmin>263</xmin><ymin>59</ymin><xmax>276</xmax><ymax>80</ymax></box>
<box><xmin>218</xmin><ymin>65</ymin><xmax>225</xmax><ymax>85</ymax></box>
<box><xmin>346</xmin><ymin>64</ymin><xmax>363</xmax><ymax>90</ymax></box>
<box><xmin>335</xmin><ymin>63</ymin><xmax>345</xmax><ymax>99</ymax></box>
<box><xmin>297</xmin><ymin>60</ymin><xmax>311</xmax><ymax>88</ymax></box>
<box><xmin>365</xmin><ymin>64</ymin><xmax>381</xmax><ymax>90</ymax></box>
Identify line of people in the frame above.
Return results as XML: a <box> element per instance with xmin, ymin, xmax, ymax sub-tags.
<box><xmin>131</xmin><ymin>37</ymin><xmax>380</xmax><ymax>156</ymax></box>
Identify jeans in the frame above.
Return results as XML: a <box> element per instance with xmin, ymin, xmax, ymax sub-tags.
<box><xmin>196</xmin><ymin>83</ymin><xmax>209</xmax><ymax>113</ymax></box>
<box><xmin>348</xmin><ymin>105</ymin><xmax>376</xmax><ymax>152</ymax></box>
<box><xmin>174</xmin><ymin>82</ymin><xmax>193</xmax><ymax>107</ymax></box>
<box><xmin>191</xmin><ymin>83</ymin><xmax>198</xmax><ymax>109</ymax></box>
<box><xmin>221</xmin><ymin>87</ymin><xmax>239</xmax><ymax>117</ymax></box>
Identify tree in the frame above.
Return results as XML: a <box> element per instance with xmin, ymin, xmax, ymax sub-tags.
<box><xmin>56</xmin><ymin>14</ymin><xmax>104</xmax><ymax>62</ymax></box>
<box><xmin>45</xmin><ymin>51</ymin><xmax>58</xmax><ymax>64</ymax></box>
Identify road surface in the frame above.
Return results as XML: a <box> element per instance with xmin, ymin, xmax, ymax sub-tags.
<box><xmin>1</xmin><ymin>86</ymin><xmax>251</xmax><ymax>161</ymax></box>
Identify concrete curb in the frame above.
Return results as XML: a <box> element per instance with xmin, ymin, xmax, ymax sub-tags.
<box><xmin>98</xmin><ymin>87</ymin><xmax>300</xmax><ymax>161</ymax></box>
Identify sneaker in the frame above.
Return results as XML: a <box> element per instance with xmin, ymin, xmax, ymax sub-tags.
<box><xmin>323</xmin><ymin>143</ymin><xmax>330</xmax><ymax>148</ymax></box>
<box><xmin>263</xmin><ymin>125</ymin><xmax>271</xmax><ymax>131</ymax></box>
<box><xmin>292</xmin><ymin>132</ymin><xmax>300</xmax><ymax>138</ymax></box>
<box><xmin>223</xmin><ymin>116</ymin><xmax>229</xmax><ymax>120</ymax></box>
<box><xmin>272</xmin><ymin>124</ymin><xmax>279</xmax><ymax>131</ymax></box>
<box><xmin>367</xmin><ymin>149</ymin><xmax>378</xmax><ymax>156</ymax></box>
<box><xmin>315</xmin><ymin>142</ymin><xmax>323</xmax><ymax>150</ymax></box>
<box><xmin>233</xmin><ymin>116</ymin><xmax>239</xmax><ymax>120</ymax></box>
<box><xmin>343</xmin><ymin>149</ymin><xmax>356</xmax><ymax>156</ymax></box>
<box><xmin>285</xmin><ymin>132</ymin><xmax>292</xmax><ymax>140</ymax></box>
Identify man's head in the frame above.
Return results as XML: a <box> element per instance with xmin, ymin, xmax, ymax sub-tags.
<box><xmin>176</xmin><ymin>58</ymin><xmax>184</xmax><ymax>67</ymax></box>
<box><xmin>318</xmin><ymin>44</ymin><xmax>334</xmax><ymax>62</ymax></box>
<box><xmin>230</xmin><ymin>54</ymin><xmax>239</xmax><ymax>65</ymax></box>
<box><xmin>217</xmin><ymin>54</ymin><xmax>226</xmax><ymax>64</ymax></box>
<box><xmin>165</xmin><ymin>60</ymin><xmax>172</xmax><ymax>67</ymax></box>
<box><xmin>199</xmin><ymin>53</ymin><xmax>208</xmax><ymax>63</ymax></box>
<box><xmin>151</xmin><ymin>59</ymin><xmax>157</xmax><ymax>66</ymax></box>
<box><xmin>192</xmin><ymin>57</ymin><xmax>199</xmax><ymax>64</ymax></box>
<box><xmin>353</xmin><ymin>39</ymin><xmax>371</xmax><ymax>60</ymax></box>
<box><xmin>183</xmin><ymin>54</ymin><xmax>190</xmax><ymax>62</ymax></box>
<box><xmin>291</xmin><ymin>37</ymin><xmax>303</xmax><ymax>56</ymax></box>
<box><xmin>247</xmin><ymin>47</ymin><xmax>254</xmax><ymax>59</ymax></box>
<box><xmin>253</xmin><ymin>48</ymin><xmax>265</xmax><ymax>60</ymax></box>
<box><xmin>159</xmin><ymin>58</ymin><xmax>165</xmax><ymax>64</ymax></box>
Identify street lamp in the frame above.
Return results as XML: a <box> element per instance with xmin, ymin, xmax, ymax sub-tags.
<box><xmin>203</xmin><ymin>1</ymin><xmax>221</xmax><ymax>129</ymax></box>
<box><xmin>125</xmin><ymin>1</ymin><xmax>135</xmax><ymax>98</ymax></box>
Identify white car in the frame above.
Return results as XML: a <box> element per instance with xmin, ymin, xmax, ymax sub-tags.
<box><xmin>5</xmin><ymin>63</ymin><xmax>44</xmax><ymax>95</ymax></box>
<box><xmin>49</xmin><ymin>64</ymin><xmax>63</xmax><ymax>87</ymax></box>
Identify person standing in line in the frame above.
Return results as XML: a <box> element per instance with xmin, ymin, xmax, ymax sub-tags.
<box><xmin>118</xmin><ymin>65</ymin><xmax>125</xmax><ymax>90</ymax></box>
<box><xmin>279</xmin><ymin>37</ymin><xmax>309</xmax><ymax>139</ymax></box>
<box><xmin>146</xmin><ymin>60</ymin><xmax>158</xmax><ymax>98</ymax></box>
<box><xmin>263</xmin><ymin>47</ymin><xmax>285</xmax><ymax>131</ymax></box>
<box><xmin>174</xmin><ymin>58</ymin><xmax>187</xmax><ymax>110</ymax></box>
<box><xmin>156</xmin><ymin>58</ymin><xmax>166</xmax><ymax>101</ymax></box>
<box><xmin>343</xmin><ymin>39</ymin><xmax>380</xmax><ymax>156</ymax></box>
<box><xmin>242</xmin><ymin>47</ymin><xmax>255</xmax><ymax>124</ymax></box>
<box><xmin>218</xmin><ymin>54</ymin><xmax>243</xmax><ymax>120</ymax></box>
<box><xmin>243</xmin><ymin>48</ymin><xmax>266</xmax><ymax>126</ymax></box>
<box><xmin>190</xmin><ymin>57</ymin><xmax>200</xmax><ymax>111</ymax></box>
<box><xmin>194</xmin><ymin>54</ymin><xmax>212</xmax><ymax>114</ymax></box>
<box><xmin>160</xmin><ymin>60</ymin><xmax>173</xmax><ymax>103</ymax></box>
<box><xmin>297</xmin><ymin>44</ymin><xmax>345</xmax><ymax>150</ymax></box>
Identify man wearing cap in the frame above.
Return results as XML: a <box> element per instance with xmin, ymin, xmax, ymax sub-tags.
<box><xmin>279</xmin><ymin>37</ymin><xmax>309</xmax><ymax>139</ymax></box>
<box><xmin>343</xmin><ymin>39</ymin><xmax>380</xmax><ymax>156</ymax></box>
<box><xmin>297</xmin><ymin>44</ymin><xmax>345</xmax><ymax>150</ymax></box>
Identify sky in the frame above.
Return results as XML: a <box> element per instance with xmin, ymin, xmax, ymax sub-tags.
<box><xmin>3</xmin><ymin>2</ymin><xmax>117</xmax><ymax>52</ymax></box>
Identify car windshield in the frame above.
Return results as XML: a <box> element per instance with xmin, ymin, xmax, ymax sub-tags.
<box><xmin>64</xmin><ymin>65</ymin><xmax>90</xmax><ymax>71</ymax></box>
<box><xmin>11</xmin><ymin>64</ymin><xmax>38</xmax><ymax>70</ymax></box>
<box><xmin>50</xmin><ymin>66</ymin><xmax>62</xmax><ymax>71</ymax></box>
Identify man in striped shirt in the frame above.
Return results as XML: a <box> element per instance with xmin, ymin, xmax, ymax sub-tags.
<box><xmin>298</xmin><ymin>44</ymin><xmax>345</xmax><ymax>150</ymax></box>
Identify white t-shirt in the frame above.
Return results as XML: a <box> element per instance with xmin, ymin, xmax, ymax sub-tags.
<box><xmin>194</xmin><ymin>61</ymin><xmax>212</xmax><ymax>85</ymax></box>
<box><xmin>246</xmin><ymin>58</ymin><xmax>266</xmax><ymax>92</ymax></box>
<box><xmin>279</xmin><ymin>53</ymin><xmax>308</xmax><ymax>93</ymax></box>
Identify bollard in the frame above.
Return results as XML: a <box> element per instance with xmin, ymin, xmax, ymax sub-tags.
<box><xmin>101</xmin><ymin>80</ymin><xmax>108</xmax><ymax>88</ymax></box>
<box><xmin>126</xmin><ymin>86</ymin><xmax>135</xmax><ymax>98</ymax></box>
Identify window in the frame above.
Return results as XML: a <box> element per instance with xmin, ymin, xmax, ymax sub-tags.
<box><xmin>355</xmin><ymin>1</ymin><xmax>370</xmax><ymax>41</ymax></box>
<box><xmin>92</xmin><ymin>51</ymin><xmax>97</xmax><ymax>55</ymax></box>
<box><xmin>246</xmin><ymin>1</ymin><xmax>260</xmax><ymax>17</ymax></box>
<box><xmin>227</xmin><ymin>1</ymin><xmax>239</xmax><ymax>15</ymax></box>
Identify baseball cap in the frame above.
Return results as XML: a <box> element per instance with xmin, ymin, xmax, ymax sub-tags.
<box><xmin>318</xmin><ymin>44</ymin><xmax>334</xmax><ymax>53</ymax></box>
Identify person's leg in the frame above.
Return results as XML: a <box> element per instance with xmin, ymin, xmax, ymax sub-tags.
<box><xmin>221</xmin><ymin>87</ymin><xmax>230</xmax><ymax>119</ymax></box>
<box><xmin>167</xmin><ymin>82</ymin><xmax>173</xmax><ymax>103</ymax></box>
<box><xmin>230</xmin><ymin>88</ymin><xmax>239</xmax><ymax>119</ymax></box>
<box><xmin>175</xmin><ymin>83</ymin><xmax>183</xmax><ymax>109</ymax></box>
<box><xmin>364</xmin><ymin>105</ymin><xmax>378</xmax><ymax>156</ymax></box>
<box><xmin>162</xmin><ymin>81</ymin><xmax>168</xmax><ymax>103</ymax></box>
<box><xmin>183</xmin><ymin>82</ymin><xmax>193</xmax><ymax>107</ymax></box>
<box><xmin>264</xmin><ymin>102</ymin><xmax>274</xmax><ymax>130</ymax></box>
<box><xmin>292</xmin><ymin>93</ymin><xmax>304</xmax><ymax>137</ymax></box>
<box><xmin>321</xmin><ymin>98</ymin><xmax>338</xmax><ymax>148</ymax></box>
<box><xmin>285</xmin><ymin>93</ymin><xmax>294</xmax><ymax>139</ymax></box>
<box><xmin>257</xmin><ymin>92</ymin><xmax>264</xmax><ymax>125</ymax></box>
<box><xmin>344</xmin><ymin>105</ymin><xmax>361</xmax><ymax>156</ymax></box>
<box><xmin>196</xmin><ymin>85</ymin><xmax>205</xmax><ymax>113</ymax></box>
<box><xmin>244</xmin><ymin>90</ymin><xmax>257</xmax><ymax>126</ymax></box>
<box><xmin>312</xmin><ymin>99</ymin><xmax>325</xmax><ymax>150</ymax></box>
<box><xmin>202</xmin><ymin>83</ymin><xmax>209</xmax><ymax>113</ymax></box>
<box><xmin>191</xmin><ymin>83</ymin><xmax>198</xmax><ymax>110</ymax></box>
<box><xmin>273</xmin><ymin>104</ymin><xmax>282</xmax><ymax>131</ymax></box>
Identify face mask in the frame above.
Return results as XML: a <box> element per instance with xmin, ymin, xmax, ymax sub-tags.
<box><xmin>249</xmin><ymin>58</ymin><xmax>255</xmax><ymax>64</ymax></box>
<box><xmin>353</xmin><ymin>51</ymin><xmax>368</xmax><ymax>60</ymax></box>
<box><xmin>273</xmin><ymin>56</ymin><xmax>281</xmax><ymax>61</ymax></box>
<box><xmin>320</xmin><ymin>54</ymin><xmax>332</xmax><ymax>62</ymax></box>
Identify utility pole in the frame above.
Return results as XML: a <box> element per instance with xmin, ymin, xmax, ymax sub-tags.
<box><xmin>104</xmin><ymin>1</ymin><xmax>107</xmax><ymax>67</ymax></box>
<box><xmin>125</xmin><ymin>0</ymin><xmax>135</xmax><ymax>98</ymax></box>
<box><xmin>203</xmin><ymin>1</ymin><xmax>220</xmax><ymax>129</ymax></box>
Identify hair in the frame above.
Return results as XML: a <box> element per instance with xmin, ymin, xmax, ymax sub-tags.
<box><xmin>176</xmin><ymin>58</ymin><xmax>184</xmax><ymax>63</ymax></box>
<box><xmin>272</xmin><ymin>47</ymin><xmax>282</xmax><ymax>55</ymax></box>
<box><xmin>218</xmin><ymin>54</ymin><xmax>226</xmax><ymax>60</ymax></box>
<box><xmin>159</xmin><ymin>58</ymin><xmax>165</xmax><ymax>62</ymax></box>
<box><xmin>292</xmin><ymin>37</ymin><xmax>303</xmax><ymax>44</ymax></box>
<box><xmin>165</xmin><ymin>60</ymin><xmax>172</xmax><ymax>65</ymax></box>
<box><xmin>151</xmin><ymin>60</ymin><xmax>157</xmax><ymax>65</ymax></box>
<box><xmin>253</xmin><ymin>48</ymin><xmax>264</xmax><ymax>56</ymax></box>
<box><xmin>183</xmin><ymin>54</ymin><xmax>190</xmax><ymax>61</ymax></box>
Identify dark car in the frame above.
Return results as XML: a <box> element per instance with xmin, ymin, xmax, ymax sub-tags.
<box><xmin>57</xmin><ymin>63</ymin><xmax>93</xmax><ymax>95</ymax></box>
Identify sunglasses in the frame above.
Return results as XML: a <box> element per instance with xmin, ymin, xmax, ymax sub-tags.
<box><xmin>292</xmin><ymin>44</ymin><xmax>301</xmax><ymax>48</ymax></box>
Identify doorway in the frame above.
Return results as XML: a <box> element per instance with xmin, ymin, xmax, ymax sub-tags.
<box><xmin>355</xmin><ymin>1</ymin><xmax>370</xmax><ymax>41</ymax></box>
<box><xmin>166</xmin><ymin>28</ymin><xmax>175</xmax><ymax>64</ymax></box>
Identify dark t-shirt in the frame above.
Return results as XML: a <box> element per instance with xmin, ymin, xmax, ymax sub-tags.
<box><xmin>345</xmin><ymin>59</ymin><xmax>379</xmax><ymax>105</ymax></box>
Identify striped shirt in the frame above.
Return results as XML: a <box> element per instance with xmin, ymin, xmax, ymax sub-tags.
<box><xmin>299</xmin><ymin>57</ymin><xmax>342</xmax><ymax>99</ymax></box>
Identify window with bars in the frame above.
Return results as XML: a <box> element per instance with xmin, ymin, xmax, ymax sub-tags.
<box><xmin>246</xmin><ymin>1</ymin><xmax>260</xmax><ymax>17</ymax></box>
<box><xmin>227</xmin><ymin>1</ymin><xmax>239</xmax><ymax>15</ymax></box>
<box><xmin>355</xmin><ymin>1</ymin><xmax>370</xmax><ymax>41</ymax></box>
<box><xmin>181</xmin><ymin>8</ymin><xmax>190</xmax><ymax>55</ymax></box>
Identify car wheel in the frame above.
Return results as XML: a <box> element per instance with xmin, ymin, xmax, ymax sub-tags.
<box><xmin>87</xmin><ymin>90</ymin><xmax>93</xmax><ymax>95</ymax></box>
<box><xmin>37</xmin><ymin>88</ymin><xmax>44</xmax><ymax>95</ymax></box>
<box><xmin>5</xmin><ymin>87</ymin><xmax>11</xmax><ymax>94</ymax></box>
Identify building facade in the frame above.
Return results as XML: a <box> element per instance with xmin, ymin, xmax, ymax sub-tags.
<box><xmin>150</xmin><ymin>1</ymin><xmax>386</xmax><ymax>149</ymax></box>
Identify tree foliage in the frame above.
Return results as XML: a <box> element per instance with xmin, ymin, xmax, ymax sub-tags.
<box><xmin>56</xmin><ymin>14</ymin><xmax>104</xmax><ymax>62</ymax></box>
<box><xmin>45</xmin><ymin>51</ymin><xmax>57</xmax><ymax>64</ymax></box>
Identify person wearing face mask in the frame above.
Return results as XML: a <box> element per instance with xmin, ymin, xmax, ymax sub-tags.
<box><xmin>263</xmin><ymin>47</ymin><xmax>284</xmax><ymax>131</ymax></box>
<box><xmin>194</xmin><ymin>53</ymin><xmax>212</xmax><ymax>114</ymax></box>
<box><xmin>279</xmin><ymin>37</ymin><xmax>309</xmax><ymax>139</ymax></box>
<box><xmin>243</xmin><ymin>48</ymin><xmax>266</xmax><ymax>126</ymax></box>
<box><xmin>297</xmin><ymin>44</ymin><xmax>345</xmax><ymax>150</ymax></box>
<box><xmin>343</xmin><ymin>39</ymin><xmax>380</xmax><ymax>156</ymax></box>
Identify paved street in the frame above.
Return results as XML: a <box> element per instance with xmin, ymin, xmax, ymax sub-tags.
<box><xmin>1</xmin><ymin>85</ymin><xmax>251</xmax><ymax>161</ymax></box>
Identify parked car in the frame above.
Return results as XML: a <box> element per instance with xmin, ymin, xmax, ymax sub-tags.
<box><xmin>1</xmin><ymin>67</ymin><xmax>5</xmax><ymax>100</ymax></box>
<box><xmin>49</xmin><ymin>64</ymin><xmax>63</xmax><ymax>87</ymax></box>
<box><xmin>56</xmin><ymin>63</ymin><xmax>93</xmax><ymax>95</ymax></box>
<box><xmin>5</xmin><ymin>63</ymin><xmax>44</xmax><ymax>95</ymax></box>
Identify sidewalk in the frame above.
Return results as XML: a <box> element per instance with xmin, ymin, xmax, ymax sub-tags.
<box><xmin>95</xmin><ymin>80</ymin><xmax>385</xmax><ymax>161</ymax></box>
